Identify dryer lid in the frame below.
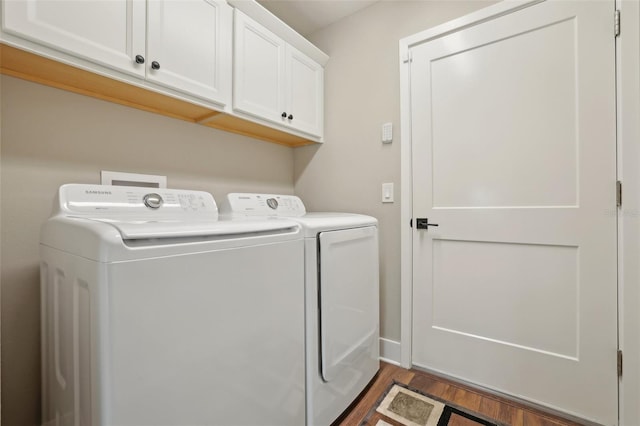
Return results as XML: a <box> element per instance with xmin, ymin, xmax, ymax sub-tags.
<box><xmin>221</xmin><ymin>193</ymin><xmax>377</xmax><ymax>236</ymax></box>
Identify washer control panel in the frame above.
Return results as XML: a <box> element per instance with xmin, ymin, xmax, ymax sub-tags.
<box><xmin>224</xmin><ymin>193</ymin><xmax>306</xmax><ymax>217</ymax></box>
<box><xmin>57</xmin><ymin>184</ymin><xmax>219</xmax><ymax>219</ymax></box>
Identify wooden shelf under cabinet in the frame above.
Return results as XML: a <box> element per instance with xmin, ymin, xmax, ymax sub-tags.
<box><xmin>0</xmin><ymin>44</ymin><xmax>315</xmax><ymax>148</ymax></box>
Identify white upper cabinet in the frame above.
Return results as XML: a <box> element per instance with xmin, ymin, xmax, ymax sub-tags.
<box><xmin>233</xmin><ymin>10</ymin><xmax>287</xmax><ymax>124</ymax></box>
<box><xmin>286</xmin><ymin>45</ymin><xmax>323</xmax><ymax>138</ymax></box>
<box><xmin>2</xmin><ymin>0</ymin><xmax>147</xmax><ymax>77</ymax></box>
<box><xmin>146</xmin><ymin>0</ymin><xmax>232</xmax><ymax>106</ymax></box>
<box><xmin>2</xmin><ymin>0</ymin><xmax>232</xmax><ymax>107</ymax></box>
<box><xmin>233</xmin><ymin>10</ymin><xmax>324</xmax><ymax>139</ymax></box>
<box><xmin>1</xmin><ymin>0</ymin><xmax>326</xmax><ymax>144</ymax></box>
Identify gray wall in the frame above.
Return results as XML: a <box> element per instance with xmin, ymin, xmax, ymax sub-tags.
<box><xmin>294</xmin><ymin>0</ymin><xmax>495</xmax><ymax>342</ymax></box>
<box><xmin>1</xmin><ymin>75</ymin><xmax>295</xmax><ymax>426</ymax></box>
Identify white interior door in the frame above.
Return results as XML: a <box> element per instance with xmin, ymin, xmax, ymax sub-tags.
<box><xmin>410</xmin><ymin>1</ymin><xmax>617</xmax><ymax>424</ymax></box>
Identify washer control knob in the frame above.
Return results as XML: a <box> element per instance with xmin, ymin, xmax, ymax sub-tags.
<box><xmin>143</xmin><ymin>193</ymin><xmax>164</xmax><ymax>209</ymax></box>
<box><xmin>266</xmin><ymin>198</ymin><xmax>278</xmax><ymax>210</ymax></box>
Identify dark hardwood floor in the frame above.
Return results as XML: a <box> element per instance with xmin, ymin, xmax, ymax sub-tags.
<box><xmin>334</xmin><ymin>362</ymin><xmax>585</xmax><ymax>426</ymax></box>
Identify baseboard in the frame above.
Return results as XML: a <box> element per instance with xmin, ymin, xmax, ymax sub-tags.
<box><xmin>379</xmin><ymin>337</ymin><xmax>401</xmax><ymax>365</ymax></box>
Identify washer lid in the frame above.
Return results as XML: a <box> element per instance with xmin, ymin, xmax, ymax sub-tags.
<box><xmin>91</xmin><ymin>218</ymin><xmax>299</xmax><ymax>240</ymax></box>
<box><xmin>42</xmin><ymin>186</ymin><xmax>304</xmax><ymax>261</ymax></box>
<box><xmin>48</xmin><ymin>185</ymin><xmax>305</xmax><ymax>239</ymax></box>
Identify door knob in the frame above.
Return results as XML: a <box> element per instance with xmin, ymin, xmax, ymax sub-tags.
<box><xmin>135</xmin><ymin>55</ymin><xmax>145</xmax><ymax>64</ymax></box>
<box><xmin>281</xmin><ymin>112</ymin><xmax>287</xmax><ymax>118</ymax></box>
<box><xmin>288</xmin><ymin>114</ymin><xmax>293</xmax><ymax>120</ymax></box>
<box><xmin>414</xmin><ymin>218</ymin><xmax>438</xmax><ymax>229</ymax></box>
<box><xmin>151</xmin><ymin>61</ymin><xmax>160</xmax><ymax>70</ymax></box>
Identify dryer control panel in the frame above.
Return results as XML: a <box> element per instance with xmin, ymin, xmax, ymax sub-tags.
<box><xmin>223</xmin><ymin>193</ymin><xmax>306</xmax><ymax>217</ymax></box>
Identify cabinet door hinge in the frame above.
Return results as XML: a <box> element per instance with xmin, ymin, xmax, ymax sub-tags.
<box><xmin>615</xmin><ymin>10</ymin><xmax>621</xmax><ymax>37</ymax></box>
<box><xmin>403</xmin><ymin>50</ymin><xmax>413</xmax><ymax>64</ymax></box>
<box><xmin>618</xmin><ymin>350</ymin><xmax>623</xmax><ymax>377</ymax></box>
<box><xmin>617</xmin><ymin>180</ymin><xmax>622</xmax><ymax>207</ymax></box>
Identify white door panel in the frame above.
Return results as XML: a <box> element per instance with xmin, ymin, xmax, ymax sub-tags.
<box><xmin>430</xmin><ymin>18</ymin><xmax>577</xmax><ymax>209</ymax></box>
<box><xmin>287</xmin><ymin>45</ymin><xmax>323</xmax><ymax>137</ymax></box>
<box><xmin>319</xmin><ymin>226</ymin><xmax>379</xmax><ymax>383</ymax></box>
<box><xmin>432</xmin><ymin>240</ymin><xmax>578</xmax><ymax>358</ymax></box>
<box><xmin>2</xmin><ymin>0</ymin><xmax>146</xmax><ymax>77</ymax></box>
<box><xmin>410</xmin><ymin>1</ymin><xmax>617</xmax><ymax>424</ymax></box>
<box><xmin>146</xmin><ymin>0</ymin><xmax>231</xmax><ymax>105</ymax></box>
<box><xmin>233</xmin><ymin>10</ymin><xmax>286</xmax><ymax>121</ymax></box>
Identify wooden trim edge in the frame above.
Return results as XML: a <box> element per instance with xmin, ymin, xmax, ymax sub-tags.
<box><xmin>1</xmin><ymin>43</ymin><xmax>318</xmax><ymax>148</ymax></box>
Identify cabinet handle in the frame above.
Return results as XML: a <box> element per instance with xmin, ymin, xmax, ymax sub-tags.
<box><xmin>151</xmin><ymin>61</ymin><xmax>161</xmax><ymax>70</ymax></box>
<box><xmin>135</xmin><ymin>55</ymin><xmax>145</xmax><ymax>64</ymax></box>
<box><xmin>288</xmin><ymin>114</ymin><xmax>293</xmax><ymax>120</ymax></box>
<box><xmin>281</xmin><ymin>112</ymin><xmax>287</xmax><ymax>118</ymax></box>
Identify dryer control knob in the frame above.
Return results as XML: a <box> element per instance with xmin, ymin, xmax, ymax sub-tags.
<box><xmin>143</xmin><ymin>193</ymin><xmax>164</xmax><ymax>209</ymax></box>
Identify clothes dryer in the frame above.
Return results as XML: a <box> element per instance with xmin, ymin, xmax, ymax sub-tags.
<box><xmin>40</xmin><ymin>184</ymin><xmax>305</xmax><ymax>426</ymax></box>
<box><xmin>222</xmin><ymin>193</ymin><xmax>380</xmax><ymax>426</ymax></box>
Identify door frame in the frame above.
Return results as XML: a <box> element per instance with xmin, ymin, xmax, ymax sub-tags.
<box><xmin>398</xmin><ymin>1</ymin><xmax>639</xmax><ymax>424</ymax></box>
<box><xmin>616</xmin><ymin>1</ymin><xmax>640</xmax><ymax>425</ymax></box>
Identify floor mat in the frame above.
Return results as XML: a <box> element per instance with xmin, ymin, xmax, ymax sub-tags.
<box><xmin>370</xmin><ymin>383</ymin><xmax>498</xmax><ymax>426</ymax></box>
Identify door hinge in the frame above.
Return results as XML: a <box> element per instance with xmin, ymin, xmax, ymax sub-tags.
<box><xmin>617</xmin><ymin>180</ymin><xmax>622</xmax><ymax>207</ymax></box>
<box><xmin>618</xmin><ymin>350</ymin><xmax>623</xmax><ymax>377</ymax></box>
<box><xmin>615</xmin><ymin>10</ymin><xmax>621</xmax><ymax>37</ymax></box>
<box><xmin>403</xmin><ymin>50</ymin><xmax>413</xmax><ymax>64</ymax></box>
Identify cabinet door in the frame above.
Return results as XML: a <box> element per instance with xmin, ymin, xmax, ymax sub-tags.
<box><xmin>233</xmin><ymin>10</ymin><xmax>286</xmax><ymax>122</ymax></box>
<box><xmin>286</xmin><ymin>46</ymin><xmax>324</xmax><ymax>138</ymax></box>
<box><xmin>2</xmin><ymin>0</ymin><xmax>146</xmax><ymax>77</ymax></box>
<box><xmin>146</xmin><ymin>0</ymin><xmax>231</xmax><ymax>106</ymax></box>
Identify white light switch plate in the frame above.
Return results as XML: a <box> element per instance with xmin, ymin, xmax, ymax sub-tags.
<box><xmin>382</xmin><ymin>123</ymin><xmax>393</xmax><ymax>144</ymax></box>
<box><xmin>382</xmin><ymin>183</ymin><xmax>394</xmax><ymax>203</ymax></box>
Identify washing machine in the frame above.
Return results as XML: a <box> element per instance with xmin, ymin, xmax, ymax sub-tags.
<box><xmin>221</xmin><ymin>193</ymin><xmax>380</xmax><ymax>426</ymax></box>
<box><xmin>40</xmin><ymin>184</ymin><xmax>306</xmax><ymax>426</ymax></box>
